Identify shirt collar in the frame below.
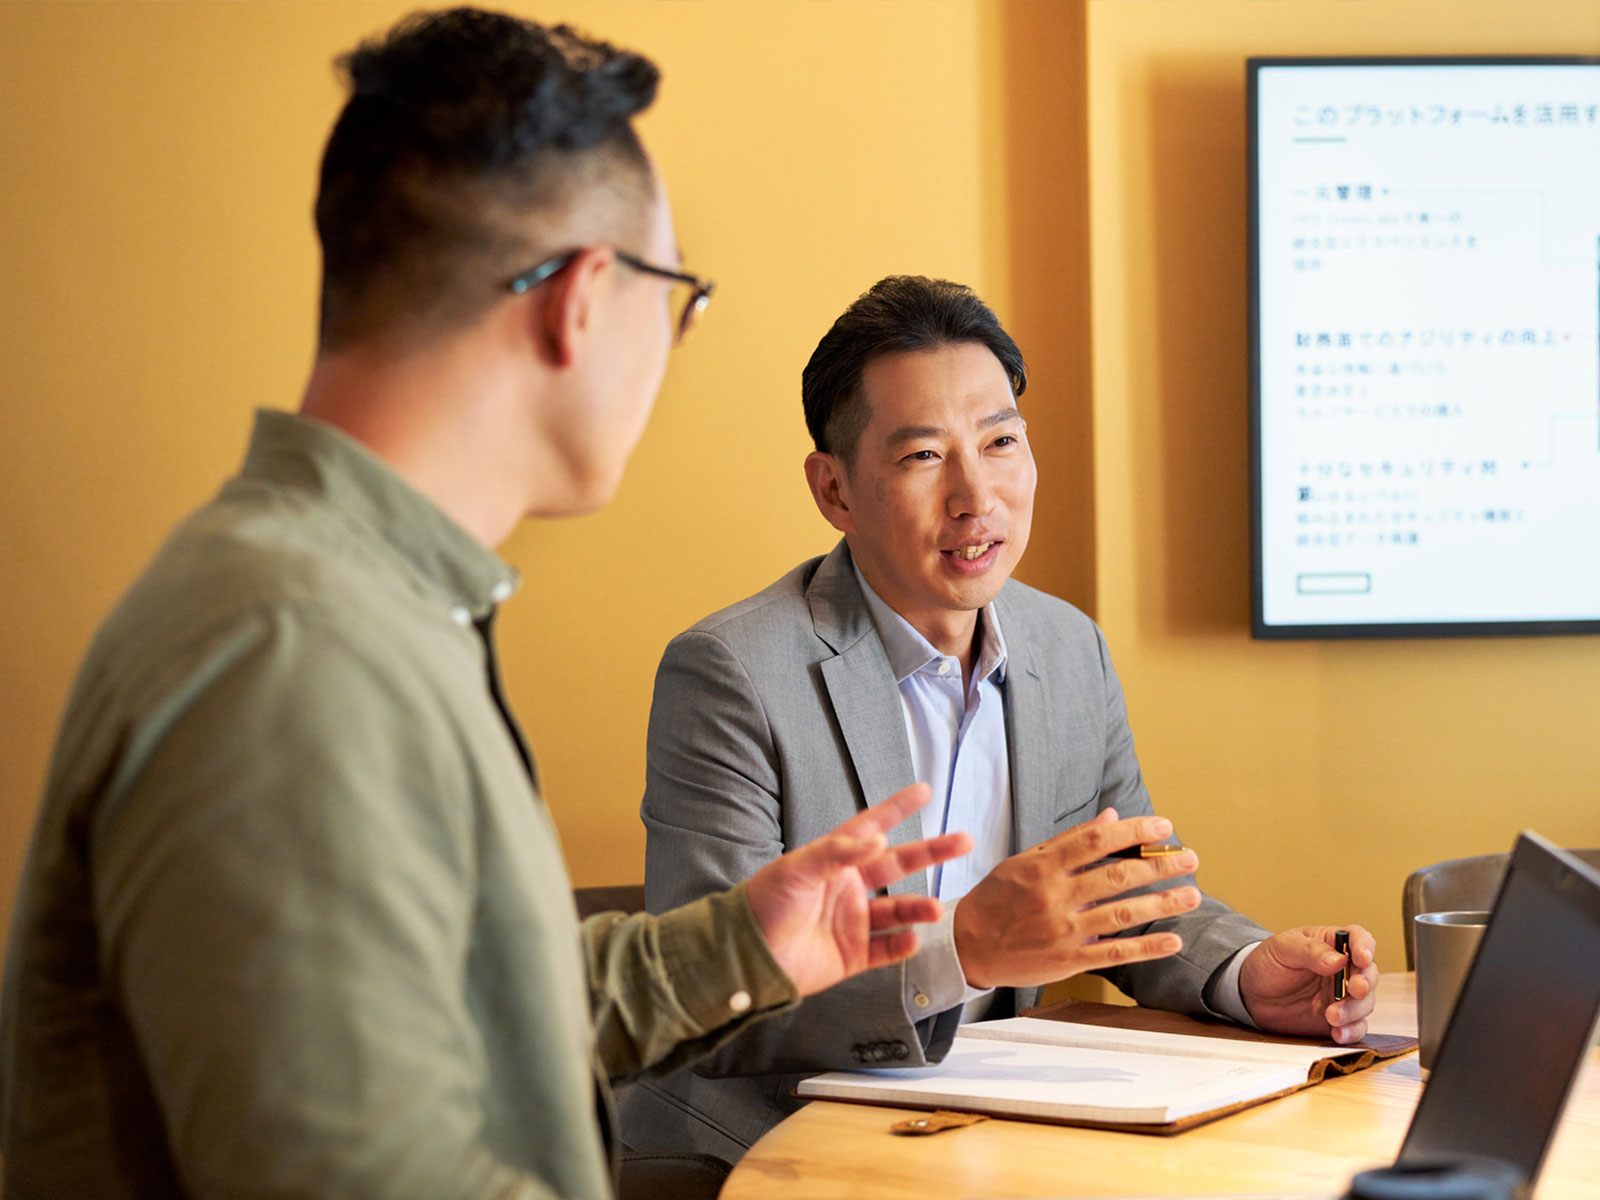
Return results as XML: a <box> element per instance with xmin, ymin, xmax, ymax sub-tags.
<box><xmin>852</xmin><ymin>563</ymin><xmax>1008</xmax><ymax>686</ymax></box>
<box><xmin>238</xmin><ymin>409</ymin><xmax>520</xmax><ymax>621</ymax></box>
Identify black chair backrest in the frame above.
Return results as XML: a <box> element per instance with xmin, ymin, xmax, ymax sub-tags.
<box><xmin>1402</xmin><ymin>848</ymin><xmax>1600</xmax><ymax>968</ymax></box>
<box><xmin>573</xmin><ymin>884</ymin><xmax>647</xmax><ymax>921</ymax></box>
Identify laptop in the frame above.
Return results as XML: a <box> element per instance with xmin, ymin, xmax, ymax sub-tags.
<box><xmin>1007</xmin><ymin>831</ymin><xmax>1600</xmax><ymax>1200</ymax></box>
<box><xmin>1392</xmin><ymin>830</ymin><xmax>1600</xmax><ymax>1192</ymax></box>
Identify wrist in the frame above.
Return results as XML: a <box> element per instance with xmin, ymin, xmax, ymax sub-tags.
<box><xmin>1205</xmin><ymin>942</ymin><xmax>1262</xmax><ymax>1027</ymax></box>
<box><xmin>952</xmin><ymin>897</ymin><xmax>996</xmax><ymax>990</ymax></box>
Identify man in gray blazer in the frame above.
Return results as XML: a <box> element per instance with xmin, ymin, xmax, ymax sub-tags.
<box><xmin>619</xmin><ymin>276</ymin><xmax>1381</xmax><ymax>1162</ymax></box>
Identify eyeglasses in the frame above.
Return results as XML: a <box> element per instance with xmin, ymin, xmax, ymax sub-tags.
<box><xmin>506</xmin><ymin>248</ymin><xmax>715</xmax><ymax>345</ymax></box>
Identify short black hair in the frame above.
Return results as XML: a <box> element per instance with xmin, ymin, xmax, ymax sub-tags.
<box><xmin>800</xmin><ymin>275</ymin><xmax>1028</xmax><ymax>468</ymax></box>
<box><xmin>315</xmin><ymin>7</ymin><xmax>660</xmax><ymax>349</ymax></box>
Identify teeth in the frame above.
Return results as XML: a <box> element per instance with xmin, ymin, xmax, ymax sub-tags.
<box><xmin>955</xmin><ymin>543</ymin><xmax>993</xmax><ymax>561</ymax></box>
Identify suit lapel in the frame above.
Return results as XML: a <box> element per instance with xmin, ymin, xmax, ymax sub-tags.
<box><xmin>998</xmin><ymin>590</ymin><xmax>1056</xmax><ymax>855</ymax></box>
<box><xmin>810</xmin><ymin>542</ymin><xmax>924</xmax><ymax>897</ymax></box>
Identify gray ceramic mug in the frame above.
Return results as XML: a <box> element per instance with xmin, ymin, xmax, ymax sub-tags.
<box><xmin>1414</xmin><ymin>910</ymin><xmax>1490</xmax><ymax>1072</ymax></box>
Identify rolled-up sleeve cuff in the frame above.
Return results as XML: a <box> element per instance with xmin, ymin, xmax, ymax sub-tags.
<box><xmin>652</xmin><ymin>883</ymin><xmax>800</xmax><ymax>1035</ymax></box>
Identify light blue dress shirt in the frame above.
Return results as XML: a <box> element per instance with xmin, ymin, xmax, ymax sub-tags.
<box><xmin>854</xmin><ymin>569</ymin><xmax>1011</xmax><ymax>1019</ymax></box>
<box><xmin>854</xmin><ymin>568</ymin><xmax>1259</xmax><ymax>1028</ymax></box>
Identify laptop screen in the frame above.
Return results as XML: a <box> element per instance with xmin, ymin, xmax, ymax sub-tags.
<box><xmin>1397</xmin><ymin>832</ymin><xmax>1600</xmax><ymax>1186</ymax></box>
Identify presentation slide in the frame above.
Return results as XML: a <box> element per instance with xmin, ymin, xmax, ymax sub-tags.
<box><xmin>1252</xmin><ymin>61</ymin><xmax>1600</xmax><ymax>635</ymax></box>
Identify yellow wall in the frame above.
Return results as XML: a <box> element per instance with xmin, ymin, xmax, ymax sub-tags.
<box><xmin>1</xmin><ymin>0</ymin><xmax>1596</xmax><ymax>979</ymax></box>
<box><xmin>0</xmin><ymin>0</ymin><xmax>1092</xmax><ymax>937</ymax></box>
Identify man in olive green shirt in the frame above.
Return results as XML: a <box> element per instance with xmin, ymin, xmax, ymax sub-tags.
<box><xmin>0</xmin><ymin>11</ymin><xmax>967</xmax><ymax>1200</ymax></box>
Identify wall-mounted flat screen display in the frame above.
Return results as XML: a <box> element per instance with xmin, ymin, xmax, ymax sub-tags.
<box><xmin>1250</xmin><ymin>57</ymin><xmax>1600</xmax><ymax>638</ymax></box>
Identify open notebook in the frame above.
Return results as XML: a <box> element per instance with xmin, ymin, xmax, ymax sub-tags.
<box><xmin>809</xmin><ymin>832</ymin><xmax>1600</xmax><ymax>1200</ymax></box>
<box><xmin>796</xmin><ymin>1012</ymin><xmax>1405</xmax><ymax>1131</ymax></box>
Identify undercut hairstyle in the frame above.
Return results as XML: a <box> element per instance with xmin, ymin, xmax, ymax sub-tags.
<box><xmin>800</xmin><ymin>275</ymin><xmax>1028</xmax><ymax>469</ymax></box>
<box><xmin>315</xmin><ymin>7</ymin><xmax>660</xmax><ymax>350</ymax></box>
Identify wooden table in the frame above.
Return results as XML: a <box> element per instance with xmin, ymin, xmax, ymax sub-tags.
<box><xmin>722</xmin><ymin>975</ymin><xmax>1600</xmax><ymax>1199</ymax></box>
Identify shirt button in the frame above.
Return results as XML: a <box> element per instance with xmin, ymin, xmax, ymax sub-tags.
<box><xmin>449</xmin><ymin>606</ymin><xmax>472</xmax><ymax>627</ymax></box>
<box><xmin>728</xmin><ymin>990</ymin><xmax>752</xmax><ymax>1014</ymax></box>
<box><xmin>912</xmin><ymin>992</ymin><xmax>931</xmax><ymax>1009</ymax></box>
<box><xmin>490</xmin><ymin>579</ymin><xmax>515</xmax><ymax>603</ymax></box>
<box><xmin>937</xmin><ymin>661</ymin><xmax>952</xmax><ymax>676</ymax></box>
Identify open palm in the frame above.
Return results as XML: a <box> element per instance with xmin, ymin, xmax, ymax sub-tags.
<box><xmin>744</xmin><ymin>784</ymin><xmax>971</xmax><ymax>996</ymax></box>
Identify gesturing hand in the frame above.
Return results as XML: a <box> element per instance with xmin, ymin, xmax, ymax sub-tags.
<box><xmin>952</xmin><ymin>808</ymin><xmax>1203</xmax><ymax>989</ymax></box>
<box><xmin>1239</xmin><ymin>925</ymin><xmax>1380</xmax><ymax>1044</ymax></box>
<box><xmin>743</xmin><ymin>783</ymin><xmax>972</xmax><ymax>997</ymax></box>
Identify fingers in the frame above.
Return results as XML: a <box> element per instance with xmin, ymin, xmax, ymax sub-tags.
<box><xmin>788</xmin><ymin>831</ymin><xmax>888</xmax><ymax>882</ymax></box>
<box><xmin>866</xmin><ymin>893</ymin><xmax>943</xmax><ymax>930</ymax></box>
<box><xmin>776</xmin><ymin>823</ymin><xmax>968</xmax><ymax>912</ymax></box>
<box><xmin>1325</xmin><ymin>930</ymin><xmax>1380</xmax><ymax>1038</ymax></box>
<box><xmin>1077</xmin><ymin>930</ymin><xmax>1184</xmax><ymax>971</ymax></box>
<box><xmin>1304</xmin><ymin>924</ymin><xmax>1378</xmax><ymax>968</ymax></box>
<box><xmin>1045</xmin><ymin>814</ymin><xmax>1191</xmax><ymax>874</ymax></box>
<box><xmin>1006</xmin><ymin>812</ymin><xmax>1200</xmax><ymax>916</ymax></box>
<box><xmin>1082</xmin><ymin>849</ymin><xmax>1200</xmax><ymax>902</ymax></box>
<box><xmin>856</xmin><ymin>897</ymin><xmax>951</xmax><ymax>970</ymax></box>
<box><xmin>785</xmin><ymin>784</ymin><xmax>942</xmax><ymax>884</ymax></box>
<box><xmin>1080</xmin><ymin>885</ymin><xmax>1204</xmax><ymax>940</ymax></box>
<box><xmin>1345</xmin><ymin>924</ymin><xmax>1379</xmax><ymax>971</ymax></box>
<box><xmin>1327</xmin><ymin>974</ymin><xmax>1377</xmax><ymax>1042</ymax></box>
<box><xmin>1070</xmin><ymin>814</ymin><xmax>1176</xmax><ymax>866</ymax></box>
<box><xmin>1306</xmin><ymin>925</ymin><xmax>1380</xmax><ymax>982</ymax></box>
<box><xmin>835</xmin><ymin>782</ymin><xmax>932</xmax><ymax>842</ymax></box>
<box><xmin>864</xmin><ymin>927</ymin><xmax>921</xmax><ymax>970</ymax></box>
<box><xmin>1326</xmin><ymin>988</ymin><xmax>1375</xmax><ymax>1029</ymax></box>
<box><xmin>1328</xmin><ymin>1016</ymin><xmax>1369</xmax><ymax>1045</ymax></box>
<box><xmin>1269</xmin><ymin>929</ymin><xmax>1350</xmax><ymax>976</ymax></box>
<box><xmin>787</xmin><ymin>783</ymin><xmax>944</xmax><ymax>883</ymax></box>
<box><xmin>856</xmin><ymin>832</ymin><xmax>972</xmax><ymax>893</ymax></box>
<box><xmin>1342</xmin><ymin>968</ymin><xmax>1375</xmax><ymax>1003</ymax></box>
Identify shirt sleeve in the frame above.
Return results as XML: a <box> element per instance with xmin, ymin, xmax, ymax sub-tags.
<box><xmin>583</xmin><ymin>884</ymin><xmax>800</xmax><ymax>1082</ymax></box>
<box><xmin>901</xmin><ymin>906</ymin><xmax>993</xmax><ymax>1016</ymax></box>
<box><xmin>1202</xmin><ymin>943</ymin><xmax>1264</xmax><ymax>1027</ymax></box>
<box><xmin>88</xmin><ymin>607</ymin><xmax>570</xmax><ymax>1200</ymax></box>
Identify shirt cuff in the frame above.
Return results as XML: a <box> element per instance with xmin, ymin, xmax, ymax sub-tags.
<box><xmin>1205</xmin><ymin>941</ymin><xmax>1263</xmax><ymax>1027</ymax></box>
<box><xmin>901</xmin><ymin>905</ymin><xmax>993</xmax><ymax>1018</ymax></box>
<box><xmin>652</xmin><ymin>883</ymin><xmax>800</xmax><ymax>1034</ymax></box>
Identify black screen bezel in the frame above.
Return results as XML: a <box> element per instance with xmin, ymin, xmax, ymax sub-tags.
<box><xmin>1247</xmin><ymin>55</ymin><xmax>1600</xmax><ymax>641</ymax></box>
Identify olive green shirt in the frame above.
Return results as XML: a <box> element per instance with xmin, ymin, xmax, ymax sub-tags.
<box><xmin>0</xmin><ymin>410</ymin><xmax>798</xmax><ymax>1199</ymax></box>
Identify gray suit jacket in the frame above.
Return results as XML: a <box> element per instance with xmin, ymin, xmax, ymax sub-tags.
<box><xmin>617</xmin><ymin>542</ymin><xmax>1270</xmax><ymax>1159</ymax></box>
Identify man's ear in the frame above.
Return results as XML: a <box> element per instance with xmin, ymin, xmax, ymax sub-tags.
<box><xmin>534</xmin><ymin>246</ymin><xmax>613</xmax><ymax>368</ymax></box>
<box><xmin>804</xmin><ymin>450</ymin><xmax>855</xmax><ymax>534</ymax></box>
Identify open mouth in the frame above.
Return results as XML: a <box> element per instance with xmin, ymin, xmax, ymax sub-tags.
<box><xmin>943</xmin><ymin>540</ymin><xmax>1001</xmax><ymax>564</ymax></box>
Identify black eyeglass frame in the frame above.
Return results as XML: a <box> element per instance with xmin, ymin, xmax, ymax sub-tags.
<box><xmin>506</xmin><ymin>248</ymin><xmax>715</xmax><ymax>344</ymax></box>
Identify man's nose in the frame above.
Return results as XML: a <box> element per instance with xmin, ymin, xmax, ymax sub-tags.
<box><xmin>945</xmin><ymin>456</ymin><xmax>996</xmax><ymax>519</ymax></box>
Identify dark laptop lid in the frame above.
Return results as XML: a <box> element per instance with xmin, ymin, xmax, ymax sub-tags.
<box><xmin>1396</xmin><ymin>831</ymin><xmax>1600</xmax><ymax>1188</ymax></box>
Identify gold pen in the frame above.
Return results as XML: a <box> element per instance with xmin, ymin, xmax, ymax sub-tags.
<box><xmin>1106</xmin><ymin>842</ymin><xmax>1188</xmax><ymax>860</ymax></box>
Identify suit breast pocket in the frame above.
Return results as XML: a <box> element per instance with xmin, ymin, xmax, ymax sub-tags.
<box><xmin>1051</xmin><ymin>786</ymin><xmax>1100</xmax><ymax>830</ymax></box>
